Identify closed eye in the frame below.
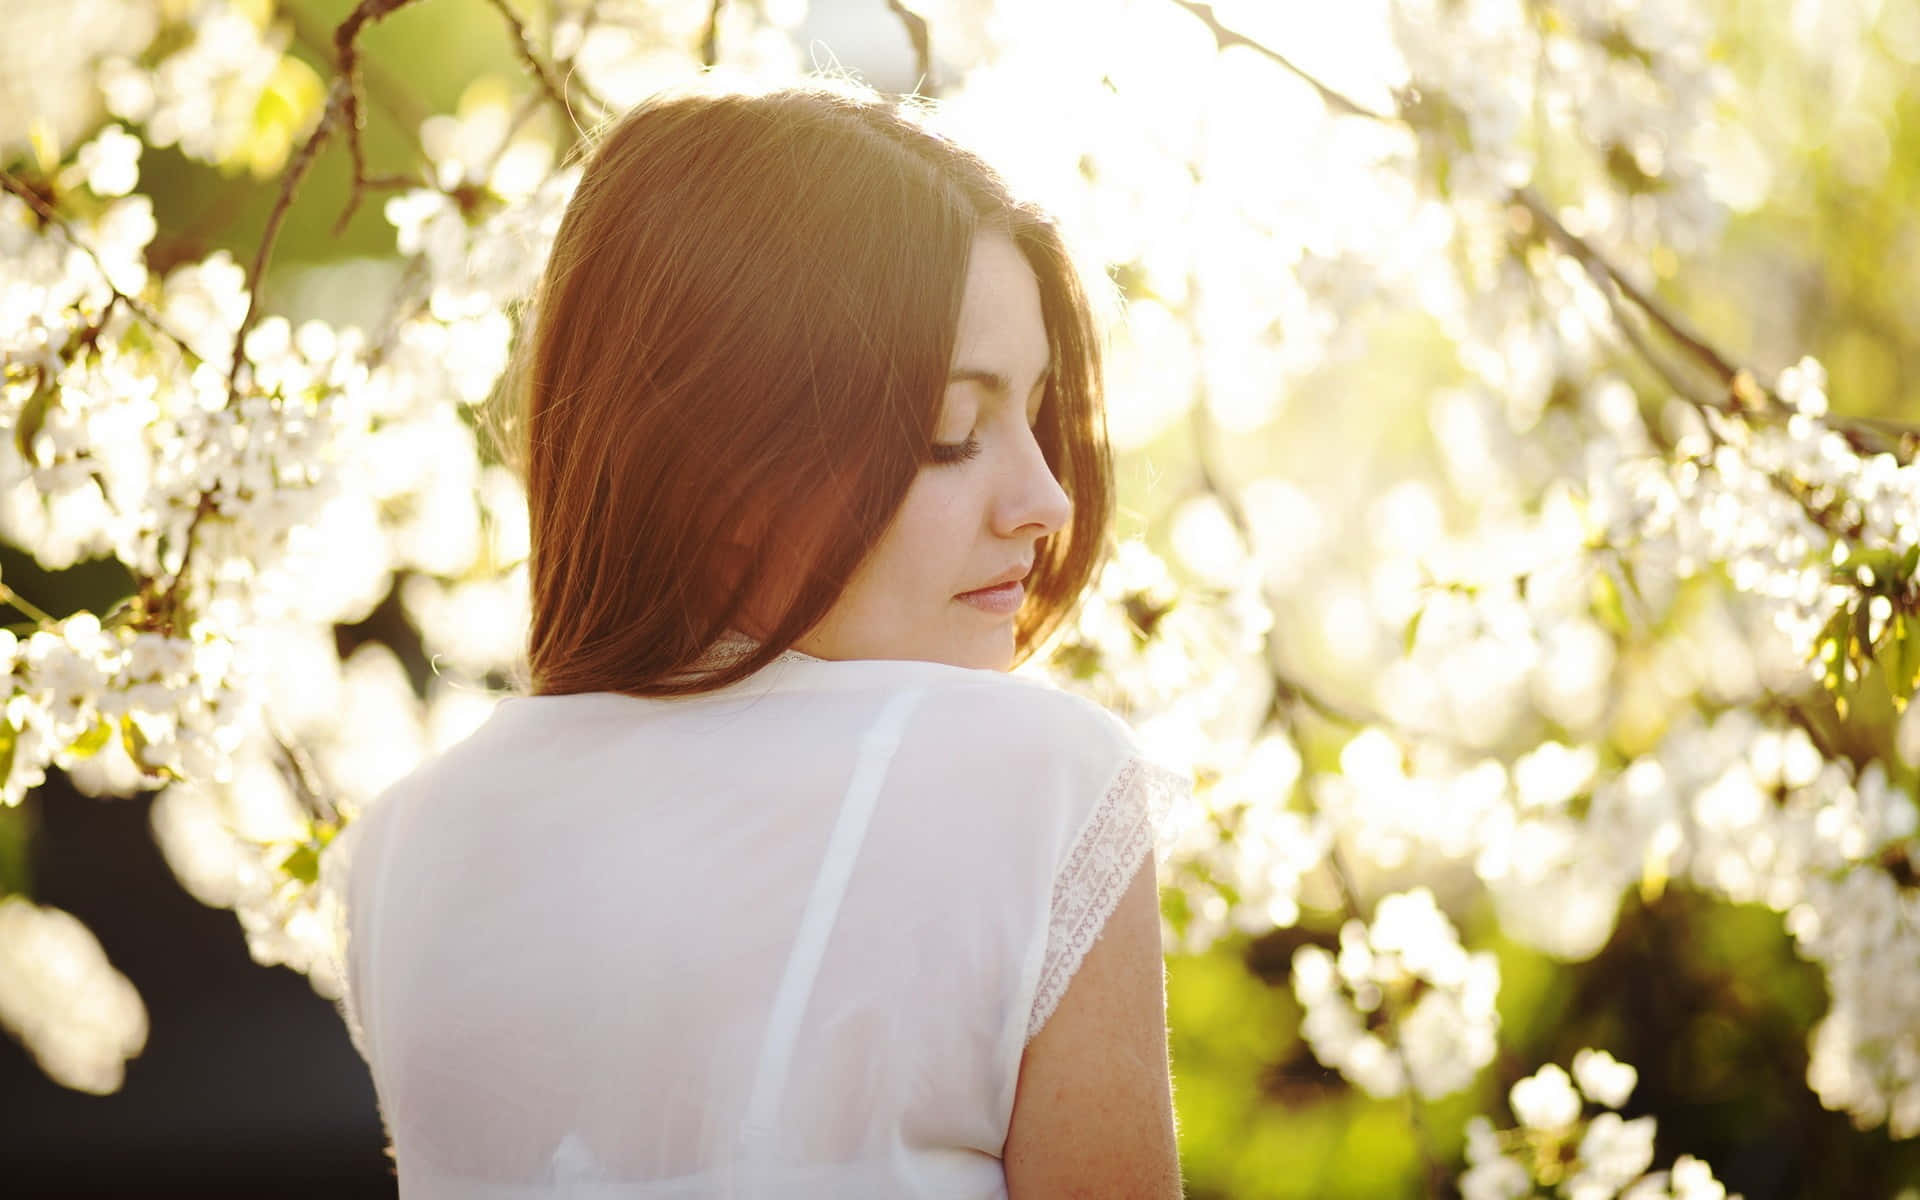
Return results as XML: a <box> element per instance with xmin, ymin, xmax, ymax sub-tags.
<box><xmin>931</xmin><ymin>360</ymin><xmax>1050</xmax><ymax>467</ymax></box>
<box><xmin>929</xmin><ymin>436</ymin><xmax>982</xmax><ymax>466</ymax></box>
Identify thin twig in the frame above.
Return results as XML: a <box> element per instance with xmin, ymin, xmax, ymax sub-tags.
<box><xmin>268</xmin><ymin>719</ymin><xmax>340</xmax><ymax>825</ymax></box>
<box><xmin>332</xmin><ymin>129</ymin><xmax>431</xmax><ymax>238</ymax></box>
<box><xmin>1165</xmin><ymin>0</ymin><xmax>1393</xmax><ymax>121</ymax></box>
<box><xmin>465</xmin><ymin>0</ymin><xmax>611</xmax><ymax>192</ymax></box>
<box><xmin>885</xmin><ymin>0</ymin><xmax>936</xmax><ymax>96</ymax></box>
<box><xmin>481</xmin><ymin>0</ymin><xmax>613</xmax><ymax>130</ymax></box>
<box><xmin>1581</xmin><ymin>253</ymin><xmax>1719</xmax><ymax>411</ymax></box>
<box><xmin>227</xmin><ymin>0</ymin><xmax>435</xmax><ymax>403</ymax></box>
<box><xmin>1512</xmin><ymin>188</ymin><xmax>1738</xmax><ymax>385</ymax></box>
<box><xmin>226</xmin><ymin>77</ymin><xmax>352</xmax><ymax>407</ymax></box>
<box><xmin>341</xmin><ymin>150</ymin><xmax>422</xmax><ymax>233</ymax></box>
<box><xmin>1514</xmin><ymin>187</ymin><xmax>1917</xmax><ymax>459</ymax></box>
<box><xmin>472</xmin><ymin>89</ymin><xmax>550</xmax><ymax>186</ymax></box>
<box><xmin>0</xmin><ymin>170</ymin><xmax>210</xmax><ymax>366</ymax></box>
<box><xmin>163</xmin><ymin>493</ymin><xmax>218</xmax><ymax>636</ymax></box>
<box><xmin>700</xmin><ymin>0</ymin><xmax>724</xmax><ymax>67</ymax></box>
<box><xmin>0</xmin><ymin>581</ymin><xmax>58</xmax><ymax>627</ymax></box>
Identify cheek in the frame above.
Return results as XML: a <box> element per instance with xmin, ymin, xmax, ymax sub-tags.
<box><xmin>869</xmin><ymin>475</ymin><xmax>969</xmax><ymax>594</ymax></box>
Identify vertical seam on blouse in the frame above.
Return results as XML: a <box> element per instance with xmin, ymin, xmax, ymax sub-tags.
<box><xmin>737</xmin><ymin>684</ymin><xmax>929</xmax><ymax>1164</ymax></box>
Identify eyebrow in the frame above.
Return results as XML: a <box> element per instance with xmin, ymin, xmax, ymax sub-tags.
<box><xmin>947</xmin><ymin>357</ymin><xmax>1054</xmax><ymax>395</ymax></box>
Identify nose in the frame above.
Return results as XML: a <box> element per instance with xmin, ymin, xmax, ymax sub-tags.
<box><xmin>994</xmin><ymin>423</ymin><xmax>1072</xmax><ymax>539</ymax></box>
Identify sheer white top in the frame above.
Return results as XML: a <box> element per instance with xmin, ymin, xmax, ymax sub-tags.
<box><xmin>330</xmin><ymin>634</ymin><xmax>1191</xmax><ymax>1198</ymax></box>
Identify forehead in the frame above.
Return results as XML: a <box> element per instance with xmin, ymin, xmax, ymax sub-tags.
<box><xmin>949</xmin><ymin>232</ymin><xmax>1049</xmax><ymax>381</ymax></box>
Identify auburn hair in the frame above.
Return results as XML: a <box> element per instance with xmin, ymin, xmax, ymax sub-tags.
<box><xmin>488</xmin><ymin>76</ymin><xmax>1116</xmax><ymax>697</ymax></box>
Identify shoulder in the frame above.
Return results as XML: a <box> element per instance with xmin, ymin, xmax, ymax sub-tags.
<box><xmin>824</xmin><ymin>662</ymin><xmax>1146</xmax><ymax>830</ymax></box>
<box><xmin>823</xmin><ymin>659</ymin><xmax>1139</xmax><ymax>760</ymax></box>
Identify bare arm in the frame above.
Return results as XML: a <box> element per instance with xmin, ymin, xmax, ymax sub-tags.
<box><xmin>1003</xmin><ymin>855</ymin><xmax>1183</xmax><ymax>1199</ymax></box>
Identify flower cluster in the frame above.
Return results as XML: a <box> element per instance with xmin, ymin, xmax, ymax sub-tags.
<box><xmin>1461</xmin><ymin>1051</ymin><xmax>1740</xmax><ymax>1200</ymax></box>
<box><xmin>1292</xmin><ymin>887</ymin><xmax>1501</xmax><ymax>1100</ymax></box>
<box><xmin>1</xmin><ymin>613</ymin><xmax>248</xmax><ymax>807</ymax></box>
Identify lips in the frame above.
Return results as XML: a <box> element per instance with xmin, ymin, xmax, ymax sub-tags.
<box><xmin>957</xmin><ymin>579</ymin><xmax>1025</xmax><ymax>615</ymax></box>
<box><xmin>960</xmin><ymin>563</ymin><xmax>1033</xmax><ymax>596</ymax></box>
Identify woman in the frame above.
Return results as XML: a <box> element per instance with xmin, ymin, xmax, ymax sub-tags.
<box><xmin>331</xmin><ymin>75</ymin><xmax>1191</xmax><ymax>1198</ymax></box>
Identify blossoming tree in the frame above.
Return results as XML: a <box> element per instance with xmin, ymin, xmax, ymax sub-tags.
<box><xmin>3</xmin><ymin>0</ymin><xmax>1917</xmax><ymax>1193</ymax></box>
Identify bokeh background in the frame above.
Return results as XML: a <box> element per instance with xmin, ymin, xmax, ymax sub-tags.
<box><xmin>3</xmin><ymin>0</ymin><xmax>1920</xmax><ymax>1196</ymax></box>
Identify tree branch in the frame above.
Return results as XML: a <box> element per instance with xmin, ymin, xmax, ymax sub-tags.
<box><xmin>328</xmin><ymin>0</ymin><xmax>439</xmax><ymax>235</ymax></box>
<box><xmin>284</xmin><ymin>0</ymin><xmax>429</xmax><ymax>160</ymax></box>
<box><xmin>1162</xmin><ymin>0</ymin><xmax>1920</xmax><ymax>461</ymax></box>
<box><xmin>1513</xmin><ymin>187</ymin><xmax>1915</xmax><ymax>460</ymax></box>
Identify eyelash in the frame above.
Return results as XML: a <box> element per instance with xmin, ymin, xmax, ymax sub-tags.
<box><xmin>929</xmin><ymin>394</ymin><xmax>1046</xmax><ymax>467</ymax></box>
<box><xmin>929</xmin><ymin>436</ymin><xmax>982</xmax><ymax>466</ymax></box>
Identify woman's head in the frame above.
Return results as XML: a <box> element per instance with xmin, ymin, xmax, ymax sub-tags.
<box><xmin>496</xmin><ymin>77</ymin><xmax>1115</xmax><ymax>695</ymax></box>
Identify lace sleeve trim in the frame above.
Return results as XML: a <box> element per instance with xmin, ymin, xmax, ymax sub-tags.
<box><xmin>1026</xmin><ymin>755</ymin><xmax>1192</xmax><ymax>1046</ymax></box>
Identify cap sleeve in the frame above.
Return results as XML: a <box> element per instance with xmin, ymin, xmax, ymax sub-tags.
<box><xmin>880</xmin><ymin>673</ymin><xmax>1194</xmax><ymax>1088</ymax></box>
<box><xmin>1026</xmin><ymin>747</ymin><xmax>1191</xmax><ymax>1046</ymax></box>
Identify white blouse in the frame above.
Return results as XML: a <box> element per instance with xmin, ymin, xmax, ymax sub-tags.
<box><xmin>331</xmin><ymin>633</ymin><xmax>1192</xmax><ymax>1198</ymax></box>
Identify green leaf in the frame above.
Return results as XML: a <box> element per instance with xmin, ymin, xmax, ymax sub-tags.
<box><xmin>242</xmin><ymin>53</ymin><xmax>326</xmax><ymax>179</ymax></box>
<box><xmin>1814</xmin><ymin>602</ymin><xmax>1851</xmax><ymax>692</ymax></box>
<box><xmin>12</xmin><ymin>371</ymin><xmax>55</xmax><ymax>466</ymax></box>
<box><xmin>1592</xmin><ymin>564</ymin><xmax>1629</xmax><ymax>636</ymax></box>
<box><xmin>1053</xmin><ymin>641</ymin><xmax>1103</xmax><ymax>681</ymax></box>
<box><xmin>1890</xmin><ymin>614</ymin><xmax>1920</xmax><ymax>713</ymax></box>
<box><xmin>119</xmin><ymin>713</ymin><xmax>149</xmax><ymax>771</ymax></box>
<box><xmin>1403</xmin><ymin>605</ymin><xmax>1425</xmax><ymax>656</ymax></box>
<box><xmin>0</xmin><ymin>718</ymin><xmax>16</xmax><ymax>795</ymax></box>
<box><xmin>280</xmin><ymin>840</ymin><xmax>321</xmax><ymax>886</ymax></box>
<box><xmin>67</xmin><ymin>714</ymin><xmax>113</xmax><ymax>760</ymax></box>
<box><xmin>1833</xmin><ymin>546</ymin><xmax>1899</xmax><ymax>586</ymax></box>
<box><xmin>1615</xmin><ymin>555</ymin><xmax>1650</xmax><ymax>620</ymax></box>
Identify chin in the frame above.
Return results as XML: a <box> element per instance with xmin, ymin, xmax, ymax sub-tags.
<box><xmin>963</xmin><ymin>628</ymin><xmax>1017</xmax><ymax>673</ymax></box>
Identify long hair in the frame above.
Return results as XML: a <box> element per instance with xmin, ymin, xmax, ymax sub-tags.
<box><xmin>488</xmin><ymin>76</ymin><xmax>1116</xmax><ymax>697</ymax></box>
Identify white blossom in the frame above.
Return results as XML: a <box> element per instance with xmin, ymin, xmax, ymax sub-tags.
<box><xmin>0</xmin><ymin>896</ymin><xmax>147</xmax><ymax>1094</ymax></box>
<box><xmin>1573</xmin><ymin>1047</ymin><xmax>1640</xmax><ymax>1109</ymax></box>
<box><xmin>1511</xmin><ymin>1062</ymin><xmax>1583</xmax><ymax>1131</ymax></box>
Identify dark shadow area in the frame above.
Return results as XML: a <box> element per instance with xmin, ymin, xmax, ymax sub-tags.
<box><xmin>0</xmin><ymin>773</ymin><xmax>394</xmax><ymax>1198</ymax></box>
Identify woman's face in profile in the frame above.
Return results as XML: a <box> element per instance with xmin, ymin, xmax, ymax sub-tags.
<box><xmin>775</xmin><ymin>231</ymin><xmax>1072</xmax><ymax>670</ymax></box>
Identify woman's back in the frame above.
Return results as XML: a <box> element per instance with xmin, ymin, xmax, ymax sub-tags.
<box><xmin>336</xmin><ymin>646</ymin><xmax>1189</xmax><ymax>1197</ymax></box>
